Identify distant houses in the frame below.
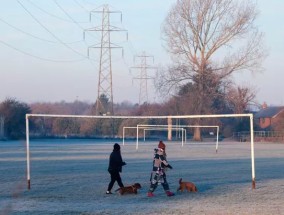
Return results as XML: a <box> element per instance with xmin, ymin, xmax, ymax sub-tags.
<box><xmin>254</xmin><ymin>103</ymin><xmax>284</xmax><ymax>142</ymax></box>
<box><xmin>254</xmin><ymin>103</ymin><xmax>284</xmax><ymax>130</ymax></box>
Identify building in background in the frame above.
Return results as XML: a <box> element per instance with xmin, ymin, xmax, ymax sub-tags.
<box><xmin>254</xmin><ymin>103</ymin><xmax>284</xmax><ymax>130</ymax></box>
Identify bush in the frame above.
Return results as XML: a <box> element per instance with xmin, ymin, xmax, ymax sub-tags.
<box><xmin>0</xmin><ymin>98</ymin><xmax>31</xmax><ymax>139</ymax></box>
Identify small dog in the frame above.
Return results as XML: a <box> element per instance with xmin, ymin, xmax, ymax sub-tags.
<box><xmin>115</xmin><ymin>183</ymin><xmax>142</xmax><ymax>195</ymax></box>
<box><xmin>177</xmin><ymin>178</ymin><xmax>198</xmax><ymax>192</ymax></box>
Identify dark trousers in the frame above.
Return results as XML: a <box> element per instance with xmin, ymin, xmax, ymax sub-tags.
<box><xmin>149</xmin><ymin>171</ymin><xmax>169</xmax><ymax>192</ymax></box>
<box><xmin>107</xmin><ymin>170</ymin><xmax>124</xmax><ymax>191</ymax></box>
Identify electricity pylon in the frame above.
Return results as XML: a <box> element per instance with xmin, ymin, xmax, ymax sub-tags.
<box><xmin>84</xmin><ymin>4</ymin><xmax>127</xmax><ymax>115</ymax></box>
<box><xmin>130</xmin><ymin>52</ymin><xmax>157</xmax><ymax>105</ymax></box>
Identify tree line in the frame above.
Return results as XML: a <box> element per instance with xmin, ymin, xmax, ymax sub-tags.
<box><xmin>0</xmin><ymin>93</ymin><xmax>257</xmax><ymax>140</ymax></box>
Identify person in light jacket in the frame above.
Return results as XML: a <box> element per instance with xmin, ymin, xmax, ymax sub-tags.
<box><xmin>147</xmin><ymin>141</ymin><xmax>174</xmax><ymax>197</ymax></box>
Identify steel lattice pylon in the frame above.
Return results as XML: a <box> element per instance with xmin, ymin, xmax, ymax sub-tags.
<box><xmin>130</xmin><ymin>52</ymin><xmax>157</xmax><ymax>105</ymax></box>
<box><xmin>85</xmin><ymin>5</ymin><xmax>127</xmax><ymax>115</ymax></box>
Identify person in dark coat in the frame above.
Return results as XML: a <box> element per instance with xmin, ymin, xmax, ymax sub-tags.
<box><xmin>106</xmin><ymin>143</ymin><xmax>126</xmax><ymax>194</ymax></box>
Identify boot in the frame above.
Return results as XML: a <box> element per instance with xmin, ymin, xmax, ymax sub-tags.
<box><xmin>166</xmin><ymin>191</ymin><xmax>175</xmax><ymax>196</ymax></box>
<box><xmin>147</xmin><ymin>192</ymin><xmax>154</xmax><ymax>197</ymax></box>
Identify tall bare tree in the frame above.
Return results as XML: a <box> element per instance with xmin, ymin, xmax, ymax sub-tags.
<box><xmin>159</xmin><ymin>0</ymin><xmax>266</xmax><ymax>140</ymax></box>
<box><xmin>226</xmin><ymin>85</ymin><xmax>257</xmax><ymax>114</ymax></box>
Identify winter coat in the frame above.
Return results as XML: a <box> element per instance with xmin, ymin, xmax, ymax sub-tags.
<box><xmin>152</xmin><ymin>148</ymin><xmax>170</xmax><ymax>172</ymax></box>
<box><xmin>108</xmin><ymin>150</ymin><xmax>126</xmax><ymax>172</ymax></box>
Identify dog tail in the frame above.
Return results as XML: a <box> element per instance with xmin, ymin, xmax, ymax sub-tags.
<box><xmin>114</xmin><ymin>188</ymin><xmax>120</xmax><ymax>192</ymax></box>
<box><xmin>179</xmin><ymin>178</ymin><xmax>182</xmax><ymax>184</ymax></box>
<box><xmin>195</xmin><ymin>186</ymin><xmax>198</xmax><ymax>192</ymax></box>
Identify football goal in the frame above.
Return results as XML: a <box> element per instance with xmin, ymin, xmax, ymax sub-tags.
<box><xmin>142</xmin><ymin>128</ymin><xmax>187</xmax><ymax>142</ymax></box>
<box><xmin>25</xmin><ymin>113</ymin><xmax>256</xmax><ymax>190</ymax></box>
<box><xmin>122</xmin><ymin>126</ymin><xmax>186</xmax><ymax>146</ymax></box>
<box><xmin>137</xmin><ymin>124</ymin><xmax>219</xmax><ymax>152</ymax></box>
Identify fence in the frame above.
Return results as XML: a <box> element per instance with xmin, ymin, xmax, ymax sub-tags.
<box><xmin>233</xmin><ymin>130</ymin><xmax>284</xmax><ymax>142</ymax></box>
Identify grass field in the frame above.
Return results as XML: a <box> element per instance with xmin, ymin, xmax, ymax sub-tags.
<box><xmin>0</xmin><ymin>139</ymin><xmax>283</xmax><ymax>215</ymax></box>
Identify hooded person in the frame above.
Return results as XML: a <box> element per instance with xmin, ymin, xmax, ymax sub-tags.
<box><xmin>147</xmin><ymin>141</ymin><xmax>174</xmax><ymax>197</ymax></box>
<box><xmin>106</xmin><ymin>143</ymin><xmax>126</xmax><ymax>194</ymax></box>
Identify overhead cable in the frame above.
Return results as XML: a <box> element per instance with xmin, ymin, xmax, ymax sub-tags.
<box><xmin>53</xmin><ymin>0</ymin><xmax>99</xmax><ymax>41</ymax></box>
<box><xmin>27</xmin><ymin>0</ymin><xmax>89</xmax><ymax>23</ymax></box>
<box><xmin>0</xmin><ymin>39</ymin><xmax>86</xmax><ymax>62</ymax></box>
<box><xmin>0</xmin><ymin>17</ymin><xmax>83</xmax><ymax>44</ymax></box>
<box><xmin>73</xmin><ymin>0</ymin><xmax>90</xmax><ymax>13</ymax></box>
<box><xmin>17</xmin><ymin>0</ymin><xmax>89</xmax><ymax>59</ymax></box>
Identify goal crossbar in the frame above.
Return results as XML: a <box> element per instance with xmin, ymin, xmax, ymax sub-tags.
<box><xmin>25</xmin><ymin>113</ymin><xmax>255</xmax><ymax>190</ymax></box>
<box><xmin>137</xmin><ymin>124</ymin><xmax>219</xmax><ymax>151</ymax></box>
<box><xmin>143</xmin><ymin>128</ymin><xmax>186</xmax><ymax>142</ymax></box>
<box><xmin>122</xmin><ymin>126</ymin><xmax>186</xmax><ymax>146</ymax></box>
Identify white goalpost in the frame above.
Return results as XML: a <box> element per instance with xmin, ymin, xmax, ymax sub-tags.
<box><xmin>137</xmin><ymin>124</ymin><xmax>219</xmax><ymax>152</ymax></box>
<box><xmin>142</xmin><ymin>128</ymin><xmax>186</xmax><ymax>142</ymax></box>
<box><xmin>122</xmin><ymin>126</ymin><xmax>186</xmax><ymax>146</ymax></box>
<box><xmin>25</xmin><ymin>113</ymin><xmax>256</xmax><ymax>190</ymax></box>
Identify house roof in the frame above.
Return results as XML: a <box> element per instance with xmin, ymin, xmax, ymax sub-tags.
<box><xmin>254</xmin><ymin>106</ymin><xmax>284</xmax><ymax>118</ymax></box>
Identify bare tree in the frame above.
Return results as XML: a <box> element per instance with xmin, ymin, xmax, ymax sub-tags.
<box><xmin>226</xmin><ymin>84</ymin><xmax>257</xmax><ymax>114</ymax></box>
<box><xmin>159</xmin><ymin>0</ymin><xmax>266</xmax><ymax>140</ymax></box>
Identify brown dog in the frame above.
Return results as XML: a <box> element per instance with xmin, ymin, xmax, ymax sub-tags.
<box><xmin>177</xmin><ymin>178</ymin><xmax>198</xmax><ymax>192</ymax></box>
<box><xmin>115</xmin><ymin>183</ymin><xmax>142</xmax><ymax>195</ymax></box>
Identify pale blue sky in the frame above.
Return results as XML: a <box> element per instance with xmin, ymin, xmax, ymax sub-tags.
<box><xmin>0</xmin><ymin>0</ymin><xmax>283</xmax><ymax>106</ymax></box>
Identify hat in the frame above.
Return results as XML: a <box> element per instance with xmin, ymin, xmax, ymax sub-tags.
<box><xmin>113</xmin><ymin>143</ymin><xmax>120</xmax><ymax>151</ymax></box>
<box><xmin>158</xmin><ymin>141</ymin><xmax>165</xmax><ymax>150</ymax></box>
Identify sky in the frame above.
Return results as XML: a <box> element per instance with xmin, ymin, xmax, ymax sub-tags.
<box><xmin>0</xmin><ymin>0</ymin><xmax>283</xmax><ymax>106</ymax></box>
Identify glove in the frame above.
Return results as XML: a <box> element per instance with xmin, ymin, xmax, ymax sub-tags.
<box><xmin>167</xmin><ymin>164</ymin><xmax>173</xmax><ymax>169</ymax></box>
<box><xmin>122</xmin><ymin>161</ymin><xmax>126</xmax><ymax>166</ymax></box>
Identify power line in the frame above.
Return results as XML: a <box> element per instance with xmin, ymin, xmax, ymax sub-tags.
<box><xmin>53</xmin><ymin>0</ymin><xmax>99</xmax><ymax>41</ymax></box>
<box><xmin>0</xmin><ymin>16</ymin><xmax>83</xmax><ymax>44</ymax></box>
<box><xmin>26</xmin><ymin>0</ymin><xmax>89</xmax><ymax>23</ymax></box>
<box><xmin>0</xmin><ymin>39</ymin><xmax>86</xmax><ymax>62</ymax></box>
<box><xmin>17</xmin><ymin>0</ymin><xmax>89</xmax><ymax>59</ymax></box>
<box><xmin>73</xmin><ymin>0</ymin><xmax>90</xmax><ymax>13</ymax></box>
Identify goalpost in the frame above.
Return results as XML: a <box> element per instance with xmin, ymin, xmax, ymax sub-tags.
<box><xmin>137</xmin><ymin>124</ymin><xmax>219</xmax><ymax>152</ymax></box>
<box><xmin>25</xmin><ymin>113</ymin><xmax>256</xmax><ymax>190</ymax></box>
<box><xmin>122</xmin><ymin>126</ymin><xmax>186</xmax><ymax>146</ymax></box>
<box><xmin>142</xmin><ymin>128</ymin><xmax>186</xmax><ymax>142</ymax></box>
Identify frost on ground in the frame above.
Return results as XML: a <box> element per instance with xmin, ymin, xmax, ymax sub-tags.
<box><xmin>0</xmin><ymin>139</ymin><xmax>283</xmax><ymax>215</ymax></box>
